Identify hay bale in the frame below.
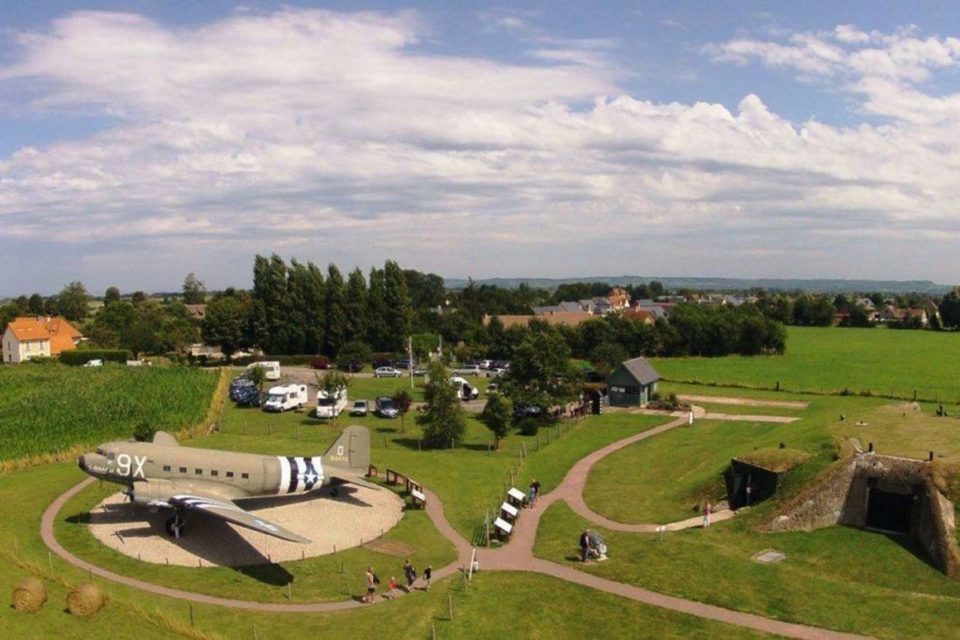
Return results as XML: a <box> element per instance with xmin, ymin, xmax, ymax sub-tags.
<box><xmin>66</xmin><ymin>582</ymin><xmax>104</xmax><ymax>617</ymax></box>
<box><xmin>11</xmin><ymin>576</ymin><xmax>47</xmax><ymax>612</ymax></box>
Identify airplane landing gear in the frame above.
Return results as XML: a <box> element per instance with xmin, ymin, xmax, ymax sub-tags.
<box><xmin>164</xmin><ymin>510</ymin><xmax>187</xmax><ymax>539</ymax></box>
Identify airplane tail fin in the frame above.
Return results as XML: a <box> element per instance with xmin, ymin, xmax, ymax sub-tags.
<box><xmin>322</xmin><ymin>425</ymin><xmax>370</xmax><ymax>472</ymax></box>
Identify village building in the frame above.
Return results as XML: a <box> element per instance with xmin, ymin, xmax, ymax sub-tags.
<box><xmin>606</xmin><ymin>357</ymin><xmax>660</xmax><ymax>407</ymax></box>
<box><xmin>483</xmin><ymin>312</ymin><xmax>594</xmax><ymax>329</ymax></box>
<box><xmin>2</xmin><ymin>316</ymin><xmax>83</xmax><ymax>364</ymax></box>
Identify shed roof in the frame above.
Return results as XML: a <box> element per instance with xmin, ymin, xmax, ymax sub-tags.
<box><xmin>617</xmin><ymin>357</ymin><xmax>660</xmax><ymax>385</ymax></box>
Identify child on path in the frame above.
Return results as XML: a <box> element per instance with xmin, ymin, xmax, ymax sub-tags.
<box><xmin>703</xmin><ymin>501</ymin><xmax>712</xmax><ymax>528</ymax></box>
<box><xmin>384</xmin><ymin>576</ymin><xmax>401</xmax><ymax>599</ymax></box>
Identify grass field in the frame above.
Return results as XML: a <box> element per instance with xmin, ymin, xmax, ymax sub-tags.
<box><xmin>0</xmin><ymin>363</ymin><xmax>221</xmax><ymax>461</ymax></box>
<box><xmin>536</xmin><ymin>501</ymin><xmax>960</xmax><ymax>640</ymax></box>
<box><xmin>213</xmin><ymin>397</ymin><xmax>668</xmax><ymax>541</ymax></box>
<box><xmin>654</xmin><ymin>326</ymin><xmax>960</xmax><ymax>405</ymax></box>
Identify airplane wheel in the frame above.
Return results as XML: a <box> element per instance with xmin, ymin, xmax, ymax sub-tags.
<box><xmin>165</xmin><ymin>515</ymin><xmax>183</xmax><ymax>538</ymax></box>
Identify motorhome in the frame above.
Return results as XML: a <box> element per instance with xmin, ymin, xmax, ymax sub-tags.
<box><xmin>246</xmin><ymin>360</ymin><xmax>281</xmax><ymax>381</ymax></box>
<box><xmin>315</xmin><ymin>386</ymin><xmax>348</xmax><ymax>419</ymax></box>
<box><xmin>450</xmin><ymin>376</ymin><xmax>480</xmax><ymax>401</ymax></box>
<box><xmin>262</xmin><ymin>384</ymin><xmax>308</xmax><ymax>412</ymax></box>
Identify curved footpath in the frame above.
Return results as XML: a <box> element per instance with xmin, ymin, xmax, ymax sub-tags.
<box><xmin>42</xmin><ymin>416</ymin><xmax>870</xmax><ymax>638</ymax></box>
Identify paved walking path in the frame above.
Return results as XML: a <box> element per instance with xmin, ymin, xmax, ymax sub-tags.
<box><xmin>678</xmin><ymin>395</ymin><xmax>809</xmax><ymax>409</ymax></box>
<box><xmin>41</xmin><ymin>415</ymin><xmax>871</xmax><ymax>638</ymax></box>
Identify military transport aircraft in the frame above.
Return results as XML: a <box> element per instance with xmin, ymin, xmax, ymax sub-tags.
<box><xmin>78</xmin><ymin>425</ymin><xmax>373</xmax><ymax>543</ymax></box>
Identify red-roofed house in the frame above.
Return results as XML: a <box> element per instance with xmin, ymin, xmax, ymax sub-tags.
<box><xmin>3</xmin><ymin>316</ymin><xmax>83</xmax><ymax>364</ymax></box>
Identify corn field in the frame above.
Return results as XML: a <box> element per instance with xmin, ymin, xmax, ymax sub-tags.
<box><xmin>0</xmin><ymin>364</ymin><xmax>219</xmax><ymax>461</ymax></box>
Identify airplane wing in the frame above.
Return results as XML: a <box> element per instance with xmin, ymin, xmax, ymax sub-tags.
<box><xmin>168</xmin><ymin>494</ymin><xmax>311</xmax><ymax>544</ymax></box>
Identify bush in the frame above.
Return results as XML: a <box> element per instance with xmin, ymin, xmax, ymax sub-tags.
<box><xmin>516</xmin><ymin>417</ymin><xmax>541</xmax><ymax>436</ymax></box>
<box><xmin>60</xmin><ymin>349</ymin><xmax>130</xmax><ymax>366</ymax></box>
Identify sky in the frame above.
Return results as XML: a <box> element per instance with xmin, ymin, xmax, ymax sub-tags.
<box><xmin>2</xmin><ymin>1</ymin><xmax>960</xmax><ymax>296</ymax></box>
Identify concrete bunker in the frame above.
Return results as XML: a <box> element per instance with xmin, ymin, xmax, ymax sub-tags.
<box><xmin>768</xmin><ymin>453</ymin><xmax>960</xmax><ymax>577</ymax></box>
<box><xmin>724</xmin><ymin>449</ymin><xmax>810</xmax><ymax>510</ymax></box>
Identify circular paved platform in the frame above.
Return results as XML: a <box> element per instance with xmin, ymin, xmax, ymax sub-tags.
<box><xmin>87</xmin><ymin>485</ymin><xmax>404</xmax><ymax>567</ymax></box>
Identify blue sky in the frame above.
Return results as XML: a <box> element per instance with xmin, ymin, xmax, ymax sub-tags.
<box><xmin>2</xmin><ymin>1</ymin><xmax>960</xmax><ymax>295</ymax></box>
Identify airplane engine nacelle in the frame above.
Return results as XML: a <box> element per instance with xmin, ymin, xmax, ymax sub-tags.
<box><xmin>128</xmin><ymin>479</ymin><xmax>179</xmax><ymax>505</ymax></box>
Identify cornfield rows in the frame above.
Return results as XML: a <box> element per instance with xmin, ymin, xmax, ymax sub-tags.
<box><xmin>0</xmin><ymin>364</ymin><xmax>219</xmax><ymax>461</ymax></box>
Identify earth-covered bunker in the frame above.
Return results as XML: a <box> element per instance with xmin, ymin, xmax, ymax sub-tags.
<box><xmin>768</xmin><ymin>453</ymin><xmax>960</xmax><ymax>576</ymax></box>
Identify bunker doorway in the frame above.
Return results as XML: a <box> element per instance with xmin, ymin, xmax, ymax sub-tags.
<box><xmin>866</xmin><ymin>488</ymin><xmax>913</xmax><ymax>534</ymax></box>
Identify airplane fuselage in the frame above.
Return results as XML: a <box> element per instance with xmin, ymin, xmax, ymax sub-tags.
<box><xmin>78</xmin><ymin>441</ymin><xmax>328</xmax><ymax>503</ymax></box>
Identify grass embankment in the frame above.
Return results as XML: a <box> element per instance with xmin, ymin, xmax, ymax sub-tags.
<box><xmin>536</xmin><ymin>501</ymin><xmax>960</xmax><ymax>639</ymax></box>
<box><xmin>654</xmin><ymin>325</ymin><xmax>960</xmax><ymax>406</ymax></box>
<box><xmin>0</xmin><ymin>363</ymin><xmax>221</xmax><ymax>462</ymax></box>
<box><xmin>583</xmin><ymin>393</ymin><xmax>866</xmax><ymax>523</ymax></box>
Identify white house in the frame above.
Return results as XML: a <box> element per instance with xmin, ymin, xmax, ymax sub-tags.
<box><xmin>2</xmin><ymin>316</ymin><xmax>82</xmax><ymax>364</ymax></box>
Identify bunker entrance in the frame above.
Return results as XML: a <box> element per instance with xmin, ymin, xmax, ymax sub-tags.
<box><xmin>866</xmin><ymin>488</ymin><xmax>913</xmax><ymax>534</ymax></box>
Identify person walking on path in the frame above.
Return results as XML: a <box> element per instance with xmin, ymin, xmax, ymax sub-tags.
<box><xmin>579</xmin><ymin>529</ymin><xmax>591</xmax><ymax>562</ymax></box>
<box><xmin>529</xmin><ymin>479</ymin><xmax>541</xmax><ymax>506</ymax></box>
<box><xmin>703</xmin><ymin>501</ymin><xmax>712</xmax><ymax>528</ymax></box>
<box><xmin>423</xmin><ymin>564</ymin><xmax>432</xmax><ymax>591</ymax></box>
<box><xmin>364</xmin><ymin>566</ymin><xmax>378</xmax><ymax>603</ymax></box>
<box><xmin>403</xmin><ymin>559</ymin><xmax>417</xmax><ymax>591</ymax></box>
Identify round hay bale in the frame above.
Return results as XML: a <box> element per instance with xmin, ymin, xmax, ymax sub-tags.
<box><xmin>11</xmin><ymin>576</ymin><xmax>47</xmax><ymax>612</ymax></box>
<box><xmin>66</xmin><ymin>582</ymin><xmax>104</xmax><ymax>617</ymax></box>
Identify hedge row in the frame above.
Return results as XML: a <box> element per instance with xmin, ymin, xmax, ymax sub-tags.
<box><xmin>60</xmin><ymin>349</ymin><xmax>131</xmax><ymax>366</ymax></box>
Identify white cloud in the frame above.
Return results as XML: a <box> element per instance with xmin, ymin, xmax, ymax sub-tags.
<box><xmin>1</xmin><ymin>10</ymin><xmax>960</xmax><ymax>291</ymax></box>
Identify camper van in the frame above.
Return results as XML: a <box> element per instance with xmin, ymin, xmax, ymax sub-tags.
<box><xmin>246</xmin><ymin>360</ymin><xmax>281</xmax><ymax>381</ymax></box>
<box><xmin>315</xmin><ymin>387</ymin><xmax>348</xmax><ymax>419</ymax></box>
<box><xmin>450</xmin><ymin>376</ymin><xmax>480</xmax><ymax>401</ymax></box>
<box><xmin>262</xmin><ymin>384</ymin><xmax>308</xmax><ymax>412</ymax></box>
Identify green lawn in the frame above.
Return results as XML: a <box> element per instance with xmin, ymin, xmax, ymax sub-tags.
<box><xmin>55</xmin><ymin>472</ymin><xmax>457</xmax><ymax>604</ymax></box>
<box><xmin>654</xmin><ymin>326</ymin><xmax>960</xmax><ymax>406</ymax></box>
<box><xmin>536</xmin><ymin>501</ymin><xmax>960</xmax><ymax>640</ymax></box>
<box><xmin>213</xmin><ymin>396</ymin><xmax>666</xmax><ymax>542</ymax></box>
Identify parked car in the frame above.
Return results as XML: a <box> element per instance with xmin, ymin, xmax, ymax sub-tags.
<box><xmin>310</xmin><ymin>356</ymin><xmax>332</xmax><ymax>370</ymax></box>
<box><xmin>453</xmin><ymin>364</ymin><xmax>481</xmax><ymax>376</ymax></box>
<box><xmin>486</xmin><ymin>367</ymin><xmax>508</xmax><ymax>378</ymax></box>
<box><xmin>375</xmin><ymin>396</ymin><xmax>399</xmax><ymax>418</ymax></box>
<box><xmin>230</xmin><ymin>376</ymin><xmax>255</xmax><ymax>400</ymax></box>
<box><xmin>394</xmin><ymin>358</ymin><xmax>416</xmax><ymax>370</ymax></box>
<box><xmin>235</xmin><ymin>389</ymin><xmax>264</xmax><ymax>407</ymax></box>
<box><xmin>412</xmin><ymin>367</ymin><xmax>429</xmax><ymax>377</ymax></box>
<box><xmin>374</xmin><ymin>366</ymin><xmax>403</xmax><ymax>378</ymax></box>
<box><xmin>450</xmin><ymin>376</ymin><xmax>480</xmax><ymax>400</ymax></box>
<box><xmin>350</xmin><ymin>399</ymin><xmax>369</xmax><ymax>417</ymax></box>
<box><xmin>513</xmin><ymin>403</ymin><xmax>543</xmax><ymax>420</ymax></box>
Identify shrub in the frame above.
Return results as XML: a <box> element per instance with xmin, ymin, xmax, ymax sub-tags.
<box><xmin>516</xmin><ymin>417</ymin><xmax>541</xmax><ymax>436</ymax></box>
<box><xmin>60</xmin><ymin>349</ymin><xmax>130</xmax><ymax>366</ymax></box>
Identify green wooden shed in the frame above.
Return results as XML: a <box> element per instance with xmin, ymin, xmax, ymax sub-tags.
<box><xmin>607</xmin><ymin>357</ymin><xmax>660</xmax><ymax>407</ymax></box>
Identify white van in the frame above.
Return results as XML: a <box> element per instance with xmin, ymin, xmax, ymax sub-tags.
<box><xmin>262</xmin><ymin>384</ymin><xmax>308</xmax><ymax>412</ymax></box>
<box><xmin>450</xmin><ymin>376</ymin><xmax>480</xmax><ymax>401</ymax></box>
<box><xmin>246</xmin><ymin>360</ymin><xmax>281</xmax><ymax>380</ymax></box>
<box><xmin>315</xmin><ymin>387</ymin><xmax>348</xmax><ymax>419</ymax></box>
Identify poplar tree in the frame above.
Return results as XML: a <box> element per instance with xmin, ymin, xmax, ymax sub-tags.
<box><xmin>324</xmin><ymin>264</ymin><xmax>347</xmax><ymax>356</ymax></box>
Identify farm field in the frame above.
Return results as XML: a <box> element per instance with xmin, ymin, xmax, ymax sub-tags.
<box><xmin>0</xmin><ymin>363</ymin><xmax>221</xmax><ymax>462</ymax></box>
<box><xmin>653</xmin><ymin>326</ymin><xmax>960</xmax><ymax>405</ymax></box>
